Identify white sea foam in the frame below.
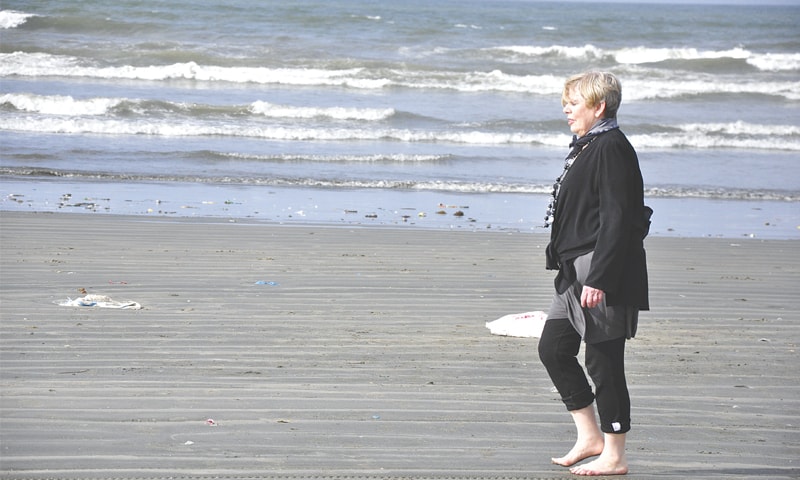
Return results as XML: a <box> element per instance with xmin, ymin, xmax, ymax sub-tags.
<box><xmin>222</xmin><ymin>152</ymin><xmax>447</xmax><ymax>163</ymax></box>
<box><xmin>259</xmin><ymin>178</ymin><xmax>544</xmax><ymax>194</ymax></box>
<box><xmin>2</xmin><ymin>115</ymin><xmax>794</xmax><ymax>151</ymax></box>
<box><xmin>249</xmin><ymin>101</ymin><xmax>395</xmax><ymax>121</ymax></box>
<box><xmin>4</xmin><ymin>167</ymin><xmax>792</xmax><ymax>201</ymax></box>
<box><xmin>101</xmin><ymin>63</ymin><xmax>378</xmax><ymax>87</ymax></box>
<box><xmin>0</xmin><ymin>93</ymin><xmax>122</xmax><ymax>115</ymax></box>
<box><xmin>0</xmin><ymin>52</ymin><xmax>382</xmax><ymax>87</ymax></box>
<box><xmin>0</xmin><ymin>92</ymin><xmax>395</xmax><ymax>122</ymax></box>
<box><xmin>0</xmin><ymin>52</ymin><xmax>80</xmax><ymax>75</ymax></box>
<box><xmin>747</xmin><ymin>52</ymin><xmax>800</xmax><ymax>72</ymax></box>
<box><xmin>618</xmin><ymin>47</ymin><xmax>800</xmax><ymax>73</ymax></box>
<box><xmin>677</xmin><ymin>121</ymin><xmax>800</xmax><ymax>137</ymax></box>
<box><xmin>2</xmin><ymin>52</ymin><xmax>797</xmax><ymax>99</ymax></box>
<box><xmin>0</xmin><ymin>10</ymin><xmax>36</xmax><ymax>29</ymax></box>
<box><xmin>494</xmin><ymin>44</ymin><xmax>603</xmax><ymax>60</ymax></box>
<box><xmin>614</xmin><ymin>46</ymin><xmax>750</xmax><ymax>64</ymax></box>
<box><xmin>2</xmin><ymin>93</ymin><xmax>795</xmax><ymax>151</ymax></box>
<box><xmin>0</xmin><ymin>116</ymin><xmax>546</xmax><ymax>145</ymax></box>
<box><xmin>624</xmin><ymin>77</ymin><xmax>800</xmax><ymax>101</ymax></box>
<box><xmin>493</xmin><ymin>44</ymin><xmax>800</xmax><ymax>73</ymax></box>
<box><xmin>630</xmin><ymin>131</ymin><xmax>800</xmax><ymax>151</ymax></box>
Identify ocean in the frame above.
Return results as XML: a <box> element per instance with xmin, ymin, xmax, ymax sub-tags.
<box><xmin>2</xmin><ymin>0</ymin><xmax>799</xmax><ymax>238</ymax></box>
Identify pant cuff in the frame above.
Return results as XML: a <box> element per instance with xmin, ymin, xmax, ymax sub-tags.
<box><xmin>601</xmin><ymin>420</ymin><xmax>631</xmax><ymax>434</ymax></box>
<box><xmin>562</xmin><ymin>387</ymin><xmax>595</xmax><ymax>412</ymax></box>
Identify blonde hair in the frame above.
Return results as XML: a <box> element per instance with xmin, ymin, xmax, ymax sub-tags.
<box><xmin>561</xmin><ymin>71</ymin><xmax>622</xmax><ymax>119</ymax></box>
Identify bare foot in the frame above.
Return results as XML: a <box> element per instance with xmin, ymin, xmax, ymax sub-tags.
<box><xmin>551</xmin><ymin>438</ymin><xmax>604</xmax><ymax>467</ymax></box>
<box><xmin>569</xmin><ymin>456</ymin><xmax>629</xmax><ymax>476</ymax></box>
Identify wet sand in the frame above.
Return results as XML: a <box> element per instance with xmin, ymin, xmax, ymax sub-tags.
<box><xmin>1</xmin><ymin>211</ymin><xmax>798</xmax><ymax>479</ymax></box>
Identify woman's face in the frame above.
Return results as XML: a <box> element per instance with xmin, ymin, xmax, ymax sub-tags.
<box><xmin>563</xmin><ymin>88</ymin><xmax>605</xmax><ymax>137</ymax></box>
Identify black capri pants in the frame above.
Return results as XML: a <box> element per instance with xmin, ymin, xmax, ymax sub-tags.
<box><xmin>538</xmin><ymin>317</ymin><xmax>631</xmax><ymax>434</ymax></box>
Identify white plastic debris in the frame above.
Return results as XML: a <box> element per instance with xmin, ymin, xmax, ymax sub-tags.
<box><xmin>58</xmin><ymin>294</ymin><xmax>142</xmax><ymax>309</ymax></box>
<box><xmin>485</xmin><ymin>311</ymin><xmax>548</xmax><ymax>338</ymax></box>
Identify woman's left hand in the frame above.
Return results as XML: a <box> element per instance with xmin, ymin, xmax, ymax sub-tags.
<box><xmin>581</xmin><ymin>285</ymin><xmax>605</xmax><ymax>308</ymax></box>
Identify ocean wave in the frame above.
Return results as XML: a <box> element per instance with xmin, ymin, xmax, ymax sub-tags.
<box><xmin>614</xmin><ymin>46</ymin><xmax>750</xmax><ymax>64</ymax></box>
<box><xmin>624</xmin><ymin>76</ymin><xmax>800</xmax><ymax>101</ymax></box>
<box><xmin>0</xmin><ymin>92</ymin><xmax>396</xmax><ymax>122</ymax></box>
<box><xmin>0</xmin><ymin>93</ymin><xmax>123</xmax><ymax>116</ymax></box>
<box><xmin>643</xmin><ymin>186</ymin><xmax>798</xmax><ymax>202</ymax></box>
<box><xmin>629</xmin><ymin>121</ymin><xmax>800</xmax><ymax>151</ymax></box>
<box><xmin>2</xmin><ymin>52</ymin><xmax>798</xmax><ymax>100</ymax></box>
<box><xmin>492</xmin><ymin>44</ymin><xmax>605</xmax><ymax>61</ymax></box>
<box><xmin>493</xmin><ymin>44</ymin><xmax>800</xmax><ymax>73</ymax></box>
<box><xmin>0</xmin><ymin>52</ymin><xmax>385</xmax><ymax>88</ymax></box>
<box><xmin>0</xmin><ymin>52</ymin><xmax>560</xmax><ymax>93</ymax></box>
<box><xmin>629</xmin><ymin>134</ymin><xmax>799</xmax><ymax>152</ymax></box>
<box><xmin>619</xmin><ymin>48</ymin><xmax>800</xmax><ymax>73</ymax></box>
<box><xmin>1</xmin><ymin>115</ymin><xmax>796</xmax><ymax>151</ymax></box>
<box><xmin>249</xmin><ymin>101</ymin><xmax>395</xmax><ymax>121</ymax></box>
<box><xmin>0</xmin><ymin>10</ymin><xmax>37</xmax><ymax>29</ymax></box>
<box><xmin>677</xmin><ymin>121</ymin><xmax>800</xmax><ymax>137</ymax></box>
<box><xmin>0</xmin><ymin>115</ymin><xmax>552</xmax><ymax>145</ymax></box>
<box><xmin>219</xmin><ymin>152</ymin><xmax>451</xmax><ymax>163</ymax></box>
<box><xmin>746</xmin><ymin>52</ymin><xmax>800</xmax><ymax>72</ymax></box>
<box><xmin>2</xmin><ymin>166</ymin><xmax>796</xmax><ymax>201</ymax></box>
<box><xmin>0</xmin><ymin>166</ymin><xmax>543</xmax><ymax>193</ymax></box>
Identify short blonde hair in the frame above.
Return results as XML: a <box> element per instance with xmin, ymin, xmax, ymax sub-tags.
<box><xmin>562</xmin><ymin>71</ymin><xmax>622</xmax><ymax>119</ymax></box>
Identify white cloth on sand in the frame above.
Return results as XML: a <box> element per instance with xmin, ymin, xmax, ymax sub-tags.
<box><xmin>58</xmin><ymin>294</ymin><xmax>142</xmax><ymax>310</ymax></box>
<box><xmin>486</xmin><ymin>311</ymin><xmax>548</xmax><ymax>338</ymax></box>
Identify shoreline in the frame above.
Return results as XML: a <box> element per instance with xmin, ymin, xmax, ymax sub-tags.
<box><xmin>2</xmin><ymin>179</ymin><xmax>799</xmax><ymax>239</ymax></box>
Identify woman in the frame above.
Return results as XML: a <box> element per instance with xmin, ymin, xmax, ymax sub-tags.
<box><xmin>539</xmin><ymin>71</ymin><xmax>650</xmax><ymax>476</ymax></box>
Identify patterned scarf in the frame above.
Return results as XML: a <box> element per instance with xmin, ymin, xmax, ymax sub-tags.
<box><xmin>544</xmin><ymin>118</ymin><xmax>619</xmax><ymax>228</ymax></box>
<box><xmin>568</xmin><ymin>117</ymin><xmax>619</xmax><ymax>150</ymax></box>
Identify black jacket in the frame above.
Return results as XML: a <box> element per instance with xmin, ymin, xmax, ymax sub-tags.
<box><xmin>545</xmin><ymin>128</ymin><xmax>650</xmax><ymax>310</ymax></box>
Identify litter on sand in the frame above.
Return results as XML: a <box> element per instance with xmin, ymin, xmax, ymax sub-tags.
<box><xmin>485</xmin><ymin>311</ymin><xmax>548</xmax><ymax>338</ymax></box>
<box><xmin>58</xmin><ymin>294</ymin><xmax>142</xmax><ymax>309</ymax></box>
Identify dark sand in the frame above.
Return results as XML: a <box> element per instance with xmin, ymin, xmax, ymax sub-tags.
<box><xmin>1</xmin><ymin>211</ymin><xmax>798</xmax><ymax>479</ymax></box>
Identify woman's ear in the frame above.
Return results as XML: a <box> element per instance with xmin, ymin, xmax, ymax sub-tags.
<box><xmin>595</xmin><ymin>100</ymin><xmax>607</xmax><ymax>118</ymax></box>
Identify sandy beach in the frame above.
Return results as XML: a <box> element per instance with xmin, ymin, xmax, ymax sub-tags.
<box><xmin>1</xmin><ymin>211</ymin><xmax>798</xmax><ymax>479</ymax></box>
